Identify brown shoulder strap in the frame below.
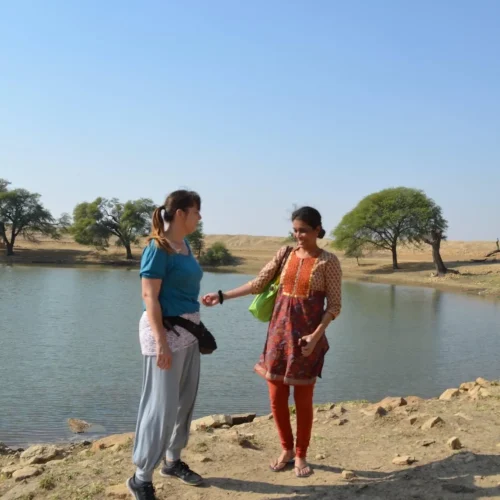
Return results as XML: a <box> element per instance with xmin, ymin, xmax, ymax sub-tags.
<box><xmin>272</xmin><ymin>246</ymin><xmax>293</xmax><ymax>282</ymax></box>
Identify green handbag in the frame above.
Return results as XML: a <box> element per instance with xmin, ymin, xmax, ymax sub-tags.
<box><xmin>248</xmin><ymin>246</ymin><xmax>293</xmax><ymax>322</ymax></box>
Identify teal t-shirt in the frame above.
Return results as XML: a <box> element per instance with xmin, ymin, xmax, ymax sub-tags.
<box><xmin>139</xmin><ymin>240</ymin><xmax>203</xmax><ymax>317</ymax></box>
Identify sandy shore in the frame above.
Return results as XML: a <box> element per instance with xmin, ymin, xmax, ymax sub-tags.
<box><xmin>1</xmin><ymin>235</ymin><xmax>499</xmax><ymax>299</ymax></box>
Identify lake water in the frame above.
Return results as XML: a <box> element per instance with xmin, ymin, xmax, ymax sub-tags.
<box><xmin>1</xmin><ymin>265</ymin><xmax>499</xmax><ymax>447</ymax></box>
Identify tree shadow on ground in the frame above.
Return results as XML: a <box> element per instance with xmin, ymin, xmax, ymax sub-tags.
<box><xmin>364</xmin><ymin>260</ymin><xmax>499</xmax><ymax>276</ymax></box>
<box><xmin>0</xmin><ymin>247</ymin><xmax>139</xmax><ymax>266</ymax></box>
<box><xmin>205</xmin><ymin>452</ymin><xmax>500</xmax><ymax>499</ymax></box>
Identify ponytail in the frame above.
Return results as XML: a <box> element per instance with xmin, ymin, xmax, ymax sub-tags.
<box><xmin>148</xmin><ymin>206</ymin><xmax>175</xmax><ymax>254</ymax></box>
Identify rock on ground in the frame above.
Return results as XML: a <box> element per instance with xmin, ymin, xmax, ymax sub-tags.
<box><xmin>342</xmin><ymin>470</ymin><xmax>356</xmax><ymax>480</ymax></box>
<box><xmin>421</xmin><ymin>416</ymin><xmax>444</xmax><ymax>430</ymax></box>
<box><xmin>439</xmin><ymin>388</ymin><xmax>460</xmax><ymax>401</ymax></box>
<box><xmin>12</xmin><ymin>466</ymin><xmax>42</xmax><ymax>481</ymax></box>
<box><xmin>20</xmin><ymin>445</ymin><xmax>62</xmax><ymax>465</ymax></box>
<box><xmin>375</xmin><ymin>397</ymin><xmax>407</xmax><ymax>411</ymax></box>
<box><xmin>91</xmin><ymin>432</ymin><xmax>135</xmax><ymax>452</ymax></box>
<box><xmin>361</xmin><ymin>406</ymin><xmax>387</xmax><ymax>418</ymax></box>
<box><xmin>191</xmin><ymin>414</ymin><xmax>232</xmax><ymax>431</ymax></box>
<box><xmin>230</xmin><ymin>413</ymin><xmax>257</xmax><ymax>426</ymax></box>
<box><xmin>392</xmin><ymin>455</ymin><xmax>416</xmax><ymax>465</ymax></box>
<box><xmin>68</xmin><ymin>418</ymin><xmax>92</xmax><ymax>433</ymax></box>
<box><xmin>460</xmin><ymin>381</ymin><xmax>477</xmax><ymax>392</ymax></box>
<box><xmin>447</xmin><ymin>437</ymin><xmax>462</xmax><ymax>450</ymax></box>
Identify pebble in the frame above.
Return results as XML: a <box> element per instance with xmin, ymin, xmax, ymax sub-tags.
<box><xmin>421</xmin><ymin>416</ymin><xmax>444</xmax><ymax>430</ymax></box>
<box><xmin>392</xmin><ymin>455</ymin><xmax>416</xmax><ymax>466</ymax></box>
<box><xmin>420</xmin><ymin>440</ymin><xmax>436</xmax><ymax>447</ymax></box>
<box><xmin>333</xmin><ymin>419</ymin><xmax>348</xmax><ymax>426</ymax></box>
<box><xmin>316</xmin><ymin>454</ymin><xmax>326</xmax><ymax>460</ymax></box>
<box><xmin>361</xmin><ymin>406</ymin><xmax>387</xmax><ymax>418</ymax></box>
<box><xmin>342</xmin><ymin>470</ymin><xmax>356</xmax><ymax>480</ymax></box>
<box><xmin>447</xmin><ymin>437</ymin><xmax>462</xmax><ymax>450</ymax></box>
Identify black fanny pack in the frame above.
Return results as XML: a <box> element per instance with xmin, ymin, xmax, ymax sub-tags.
<box><xmin>162</xmin><ymin>316</ymin><xmax>217</xmax><ymax>355</ymax></box>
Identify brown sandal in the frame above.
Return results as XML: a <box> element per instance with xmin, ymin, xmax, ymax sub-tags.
<box><xmin>269</xmin><ymin>457</ymin><xmax>294</xmax><ymax>472</ymax></box>
<box><xmin>294</xmin><ymin>464</ymin><xmax>313</xmax><ymax>478</ymax></box>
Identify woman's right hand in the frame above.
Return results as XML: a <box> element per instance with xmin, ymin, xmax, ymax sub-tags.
<box><xmin>156</xmin><ymin>337</ymin><xmax>172</xmax><ymax>370</ymax></box>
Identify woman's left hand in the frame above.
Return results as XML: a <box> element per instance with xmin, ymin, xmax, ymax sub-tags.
<box><xmin>202</xmin><ymin>293</ymin><xmax>220</xmax><ymax>307</ymax></box>
<box><xmin>300</xmin><ymin>334</ymin><xmax>319</xmax><ymax>357</ymax></box>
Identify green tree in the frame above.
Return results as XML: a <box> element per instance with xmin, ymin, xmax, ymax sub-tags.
<box><xmin>71</xmin><ymin>197</ymin><xmax>155</xmax><ymax>259</ymax></box>
<box><xmin>200</xmin><ymin>241</ymin><xmax>235</xmax><ymax>267</ymax></box>
<box><xmin>0</xmin><ymin>179</ymin><xmax>10</xmax><ymax>193</ymax></box>
<box><xmin>0</xmin><ymin>183</ymin><xmax>62</xmax><ymax>256</ymax></box>
<box><xmin>419</xmin><ymin>204</ymin><xmax>449</xmax><ymax>275</ymax></box>
<box><xmin>344</xmin><ymin>242</ymin><xmax>363</xmax><ymax>266</ymax></box>
<box><xmin>186</xmin><ymin>221</ymin><xmax>205</xmax><ymax>258</ymax></box>
<box><xmin>0</xmin><ymin>179</ymin><xmax>9</xmax><ymax>249</ymax></box>
<box><xmin>332</xmin><ymin>187</ymin><xmax>447</xmax><ymax>270</ymax></box>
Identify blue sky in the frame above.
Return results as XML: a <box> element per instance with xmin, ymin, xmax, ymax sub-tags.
<box><xmin>1</xmin><ymin>1</ymin><xmax>499</xmax><ymax>240</ymax></box>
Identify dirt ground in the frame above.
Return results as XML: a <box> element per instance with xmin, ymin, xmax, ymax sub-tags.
<box><xmin>1</xmin><ymin>378</ymin><xmax>500</xmax><ymax>500</ymax></box>
<box><xmin>1</xmin><ymin>235</ymin><xmax>499</xmax><ymax>299</ymax></box>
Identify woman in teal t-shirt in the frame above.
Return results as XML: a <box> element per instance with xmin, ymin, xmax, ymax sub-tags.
<box><xmin>127</xmin><ymin>190</ymin><xmax>204</xmax><ymax>500</ymax></box>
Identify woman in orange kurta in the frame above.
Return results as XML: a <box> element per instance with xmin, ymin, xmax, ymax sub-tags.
<box><xmin>203</xmin><ymin>207</ymin><xmax>342</xmax><ymax>477</ymax></box>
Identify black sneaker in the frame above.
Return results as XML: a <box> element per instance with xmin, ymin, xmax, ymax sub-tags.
<box><xmin>126</xmin><ymin>475</ymin><xmax>157</xmax><ymax>500</ymax></box>
<box><xmin>160</xmin><ymin>460</ymin><xmax>203</xmax><ymax>486</ymax></box>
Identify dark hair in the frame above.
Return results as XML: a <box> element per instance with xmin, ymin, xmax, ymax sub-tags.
<box><xmin>292</xmin><ymin>206</ymin><xmax>326</xmax><ymax>239</ymax></box>
<box><xmin>149</xmin><ymin>190</ymin><xmax>201</xmax><ymax>253</ymax></box>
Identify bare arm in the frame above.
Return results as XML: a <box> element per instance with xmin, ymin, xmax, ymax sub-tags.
<box><xmin>202</xmin><ymin>280</ymin><xmax>254</xmax><ymax>306</ymax></box>
<box><xmin>301</xmin><ymin>256</ymin><xmax>342</xmax><ymax>357</ymax></box>
<box><xmin>311</xmin><ymin>312</ymin><xmax>334</xmax><ymax>340</ymax></box>
<box><xmin>202</xmin><ymin>247</ymin><xmax>289</xmax><ymax>306</ymax></box>
<box><xmin>222</xmin><ymin>282</ymin><xmax>253</xmax><ymax>301</ymax></box>
<box><xmin>142</xmin><ymin>277</ymin><xmax>171</xmax><ymax>370</ymax></box>
<box><xmin>142</xmin><ymin>278</ymin><xmax>164</xmax><ymax>341</ymax></box>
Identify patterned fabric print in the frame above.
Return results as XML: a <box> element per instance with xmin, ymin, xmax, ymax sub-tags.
<box><xmin>254</xmin><ymin>290</ymin><xmax>329</xmax><ymax>385</ymax></box>
<box><xmin>139</xmin><ymin>311</ymin><xmax>198</xmax><ymax>356</ymax></box>
<box><xmin>281</xmin><ymin>254</ymin><xmax>317</xmax><ymax>298</ymax></box>
<box><xmin>248</xmin><ymin>246</ymin><xmax>292</xmax><ymax>296</ymax></box>
<box><xmin>249</xmin><ymin>246</ymin><xmax>342</xmax><ymax>319</ymax></box>
<box><xmin>253</xmin><ymin>249</ymin><xmax>341</xmax><ymax>386</ymax></box>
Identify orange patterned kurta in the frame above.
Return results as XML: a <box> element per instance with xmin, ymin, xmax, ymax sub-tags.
<box><xmin>249</xmin><ymin>246</ymin><xmax>342</xmax><ymax>385</ymax></box>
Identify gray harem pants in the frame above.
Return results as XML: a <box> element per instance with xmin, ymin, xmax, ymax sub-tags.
<box><xmin>132</xmin><ymin>342</ymin><xmax>200</xmax><ymax>482</ymax></box>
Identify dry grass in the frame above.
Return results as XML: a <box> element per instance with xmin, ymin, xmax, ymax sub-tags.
<box><xmin>1</xmin><ymin>235</ymin><xmax>499</xmax><ymax>298</ymax></box>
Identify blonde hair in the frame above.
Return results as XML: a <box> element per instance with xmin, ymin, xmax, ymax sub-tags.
<box><xmin>148</xmin><ymin>190</ymin><xmax>201</xmax><ymax>254</ymax></box>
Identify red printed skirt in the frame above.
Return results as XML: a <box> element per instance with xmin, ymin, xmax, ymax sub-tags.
<box><xmin>254</xmin><ymin>289</ymin><xmax>329</xmax><ymax>386</ymax></box>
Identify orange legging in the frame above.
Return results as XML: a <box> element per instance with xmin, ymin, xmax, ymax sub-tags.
<box><xmin>267</xmin><ymin>380</ymin><xmax>315</xmax><ymax>459</ymax></box>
